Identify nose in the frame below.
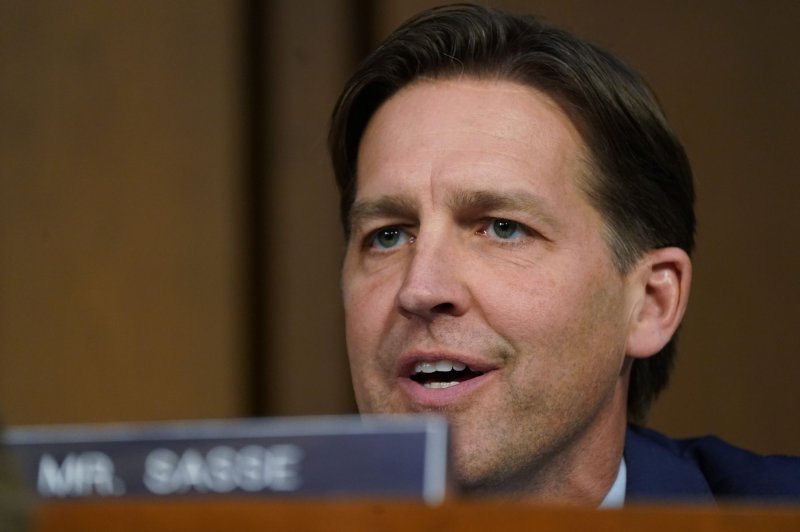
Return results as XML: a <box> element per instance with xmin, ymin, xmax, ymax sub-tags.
<box><xmin>396</xmin><ymin>237</ymin><xmax>470</xmax><ymax>320</ymax></box>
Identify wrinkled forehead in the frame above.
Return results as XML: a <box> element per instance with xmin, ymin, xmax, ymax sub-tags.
<box><xmin>354</xmin><ymin>77</ymin><xmax>594</xmax><ymax>203</ymax></box>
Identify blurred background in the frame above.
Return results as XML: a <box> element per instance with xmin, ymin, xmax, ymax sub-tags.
<box><xmin>1</xmin><ymin>0</ymin><xmax>797</xmax><ymax>455</ymax></box>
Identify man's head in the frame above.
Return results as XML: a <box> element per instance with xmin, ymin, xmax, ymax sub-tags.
<box><xmin>330</xmin><ymin>4</ymin><xmax>694</xmax><ymax>500</ymax></box>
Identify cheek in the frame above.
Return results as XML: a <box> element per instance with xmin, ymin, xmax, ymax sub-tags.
<box><xmin>475</xmin><ymin>260</ymin><xmax>627</xmax><ymax>358</ymax></box>
<box><xmin>343</xmin><ymin>293</ymin><xmax>378</xmax><ymax>362</ymax></box>
<box><xmin>343</xmin><ymin>287</ymin><xmax>381</xmax><ymax>411</ymax></box>
<box><xmin>343</xmin><ymin>271</ymin><xmax>405</xmax><ymax>413</ymax></box>
<box><xmin>475</xmin><ymin>265</ymin><xmax>568</xmax><ymax>339</ymax></box>
<box><xmin>342</xmin><ymin>267</ymin><xmax>399</xmax><ymax>362</ymax></box>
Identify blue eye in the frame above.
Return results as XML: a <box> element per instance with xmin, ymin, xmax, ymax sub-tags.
<box><xmin>487</xmin><ymin>219</ymin><xmax>523</xmax><ymax>240</ymax></box>
<box><xmin>370</xmin><ymin>227</ymin><xmax>409</xmax><ymax>250</ymax></box>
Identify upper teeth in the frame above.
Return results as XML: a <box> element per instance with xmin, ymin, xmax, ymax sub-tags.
<box><xmin>414</xmin><ymin>360</ymin><xmax>467</xmax><ymax>374</ymax></box>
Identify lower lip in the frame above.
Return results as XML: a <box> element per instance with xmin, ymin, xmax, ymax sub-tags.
<box><xmin>396</xmin><ymin>371</ymin><xmax>496</xmax><ymax>408</ymax></box>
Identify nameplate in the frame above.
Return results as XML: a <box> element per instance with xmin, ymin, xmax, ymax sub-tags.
<box><xmin>4</xmin><ymin>415</ymin><xmax>448</xmax><ymax>504</ymax></box>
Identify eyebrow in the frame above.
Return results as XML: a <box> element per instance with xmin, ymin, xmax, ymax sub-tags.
<box><xmin>348</xmin><ymin>189</ymin><xmax>562</xmax><ymax>234</ymax></box>
<box><xmin>446</xmin><ymin>189</ymin><xmax>561</xmax><ymax>230</ymax></box>
<box><xmin>348</xmin><ymin>195</ymin><xmax>419</xmax><ymax>233</ymax></box>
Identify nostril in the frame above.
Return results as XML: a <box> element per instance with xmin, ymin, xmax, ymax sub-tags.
<box><xmin>432</xmin><ymin>302</ymin><xmax>456</xmax><ymax>314</ymax></box>
<box><xmin>398</xmin><ymin>300</ymin><xmax>459</xmax><ymax>320</ymax></box>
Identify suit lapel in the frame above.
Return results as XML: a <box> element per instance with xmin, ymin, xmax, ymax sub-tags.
<box><xmin>624</xmin><ymin>425</ymin><xmax>715</xmax><ymax>502</ymax></box>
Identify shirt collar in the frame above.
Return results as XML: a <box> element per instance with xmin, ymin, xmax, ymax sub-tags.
<box><xmin>598</xmin><ymin>457</ymin><xmax>626</xmax><ymax>508</ymax></box>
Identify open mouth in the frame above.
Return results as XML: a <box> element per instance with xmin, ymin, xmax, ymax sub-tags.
<box><xmin>409</xmin><ymin>360</ymin><xmax>485</xmax><ymax>389</ymax></box>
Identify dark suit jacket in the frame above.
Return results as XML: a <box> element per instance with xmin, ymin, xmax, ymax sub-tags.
<box><xmin>624</xmin><ymin>425</ymin><xmax>800</xmax><ymax>503</ymax></box>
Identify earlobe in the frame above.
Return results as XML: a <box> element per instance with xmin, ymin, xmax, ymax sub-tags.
<box><xmin>626</xmin><ymin>247</ymin><xmax>692</xmax><ymax>358</ymax></box>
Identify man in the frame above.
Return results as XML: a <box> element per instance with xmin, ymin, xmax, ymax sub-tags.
<box><xmin>328</xmin><ymin>4</ymin><xmax>799</xmax><ymax>505</ymax></box>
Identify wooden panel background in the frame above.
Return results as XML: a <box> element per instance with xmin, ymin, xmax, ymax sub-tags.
<box><xmin>1</xmin><ymin>0</ymin><xmax>797</xmax><ymax>456</ymax></box>
<box><xmin>259</xmin><ymin>0</ymin><xmax>354</xmax><ymax>415</ymax></box>
<box><xmin>0</xmin><ymin>0</ymin><xmax>247</xmax><ymax>423</ymax></box>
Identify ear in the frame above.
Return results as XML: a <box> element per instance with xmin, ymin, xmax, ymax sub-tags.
<box><xmin>626</xmin><ymin>247</ymin><xmax>692</xmax><ymax>359</ymax></box>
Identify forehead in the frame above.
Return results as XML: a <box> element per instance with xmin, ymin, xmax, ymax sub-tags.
<box><xmin>355</xmin><ymin>77</ymin><xmax>590</xmax><ymax>204</ymax></box>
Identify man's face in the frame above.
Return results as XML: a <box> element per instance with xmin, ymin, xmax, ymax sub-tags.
<box><xmin>342</xmin><ymin>79</ymin><xmax>639</xmax><ymax>493</ymax></box>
